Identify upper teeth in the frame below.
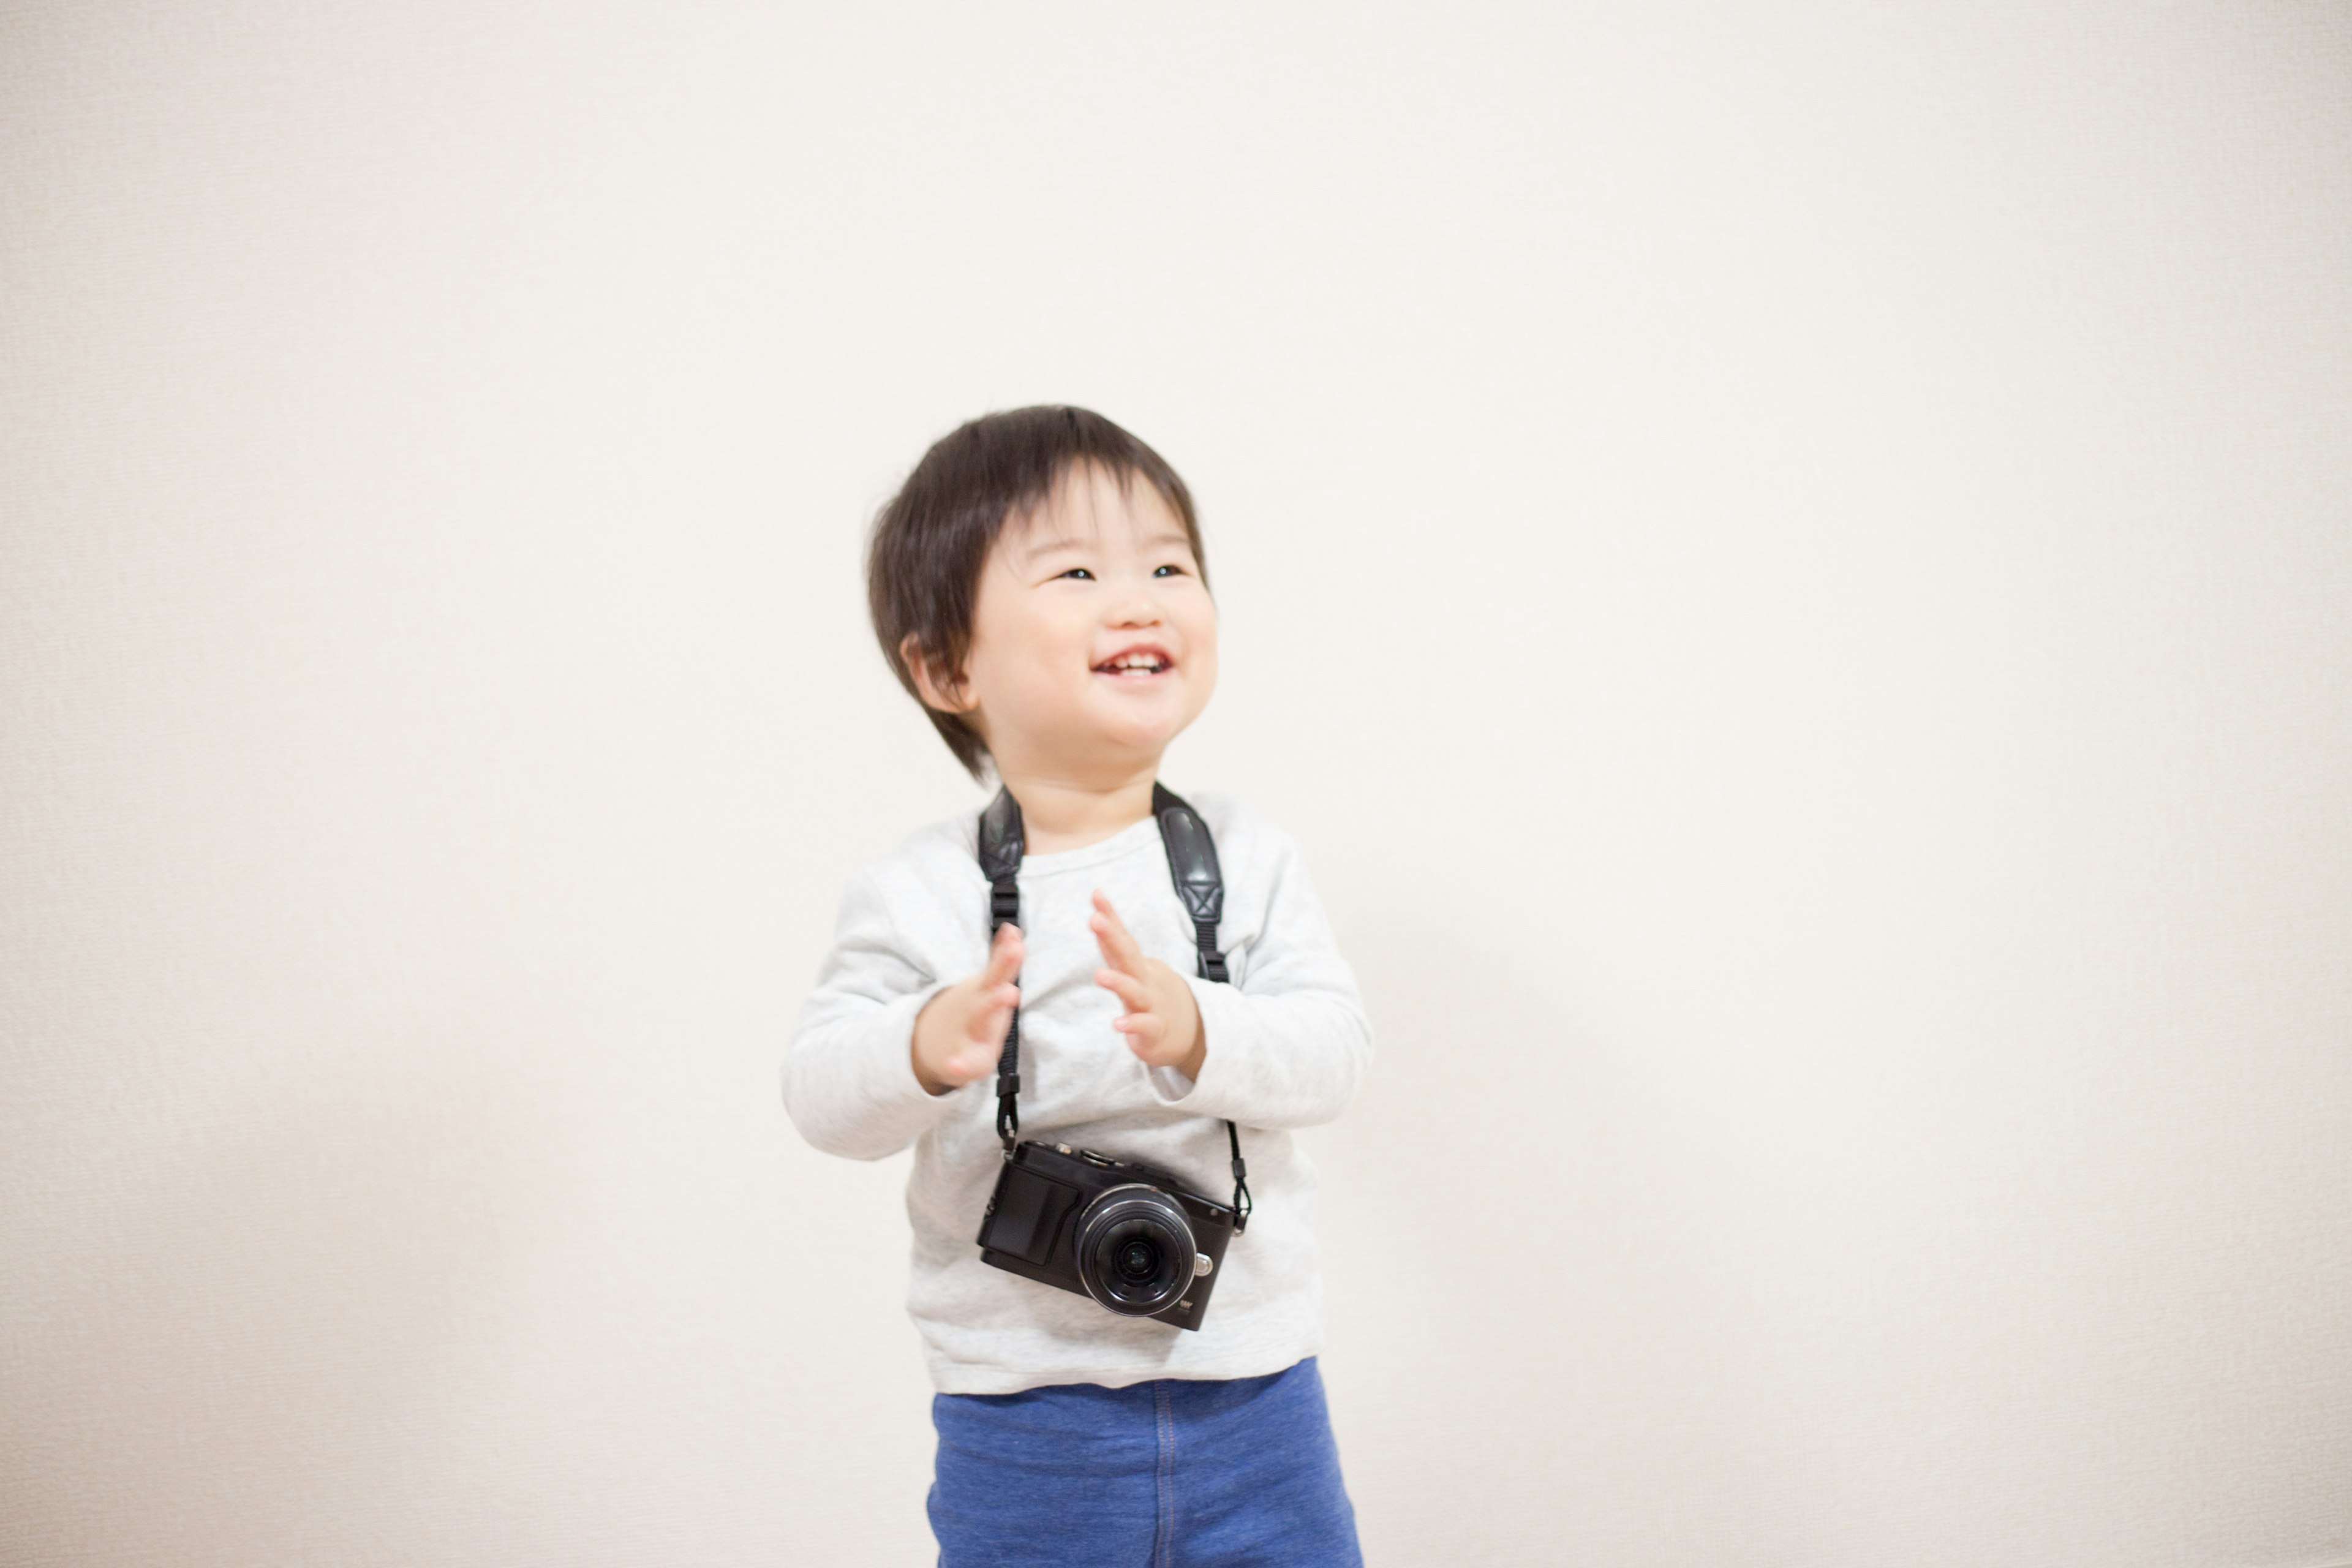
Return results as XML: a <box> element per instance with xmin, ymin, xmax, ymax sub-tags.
<box><xmin>1107</xmin><ymin>654</ymin><xmax>1163</xmax><ymax>669</ymax></box>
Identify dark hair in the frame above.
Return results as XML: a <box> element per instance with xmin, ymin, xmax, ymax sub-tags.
<box><xmin>866</xmin><ymin>405</ymin><xmax>1206</xmax><ymax>778</ymax></box>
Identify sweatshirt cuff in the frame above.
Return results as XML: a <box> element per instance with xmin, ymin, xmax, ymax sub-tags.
<box><xmin>862</xmin><ymin>981</ymin><xmax>962</xmax><ymax>1118</ymax></box>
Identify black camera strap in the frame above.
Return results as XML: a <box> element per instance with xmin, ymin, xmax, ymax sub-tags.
<box><xmin>978</xmin><ymin>782</ymin><xmax>1251</xmax><ymax>1233</ymax></box>
<box><xmin>976</xmin><ymin>788</ymin><xmax>1027</xmax><ymax>1148</ymax></box>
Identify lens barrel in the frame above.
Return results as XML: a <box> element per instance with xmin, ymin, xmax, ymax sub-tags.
<box><xmin>1073</xmin><ymin>1183</ymin><xmax>1197</xmax><ymax>1316</ymax></box>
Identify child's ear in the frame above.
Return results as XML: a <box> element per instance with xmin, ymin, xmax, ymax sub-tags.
<box><xmin>902</xmin><ymin>635</ymin><xmax>974</xmax><ymax>714</ymax></box>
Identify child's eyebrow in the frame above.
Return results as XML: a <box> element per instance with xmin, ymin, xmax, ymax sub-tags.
<box><xmin>1012</xmin><ymin>524</ymin><xmax>1192</xmax><ymax>565</ymax></box>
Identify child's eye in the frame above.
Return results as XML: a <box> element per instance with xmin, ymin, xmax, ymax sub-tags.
<box><xmin>1152</xmin><ymin>564</ymin><xmax>1187</xmax><ymax>578</ymax></box>
<box><xmin>1058</xmin><ymin>568</ymin><xmax>1093</xmax><ymax>581</ymax></box>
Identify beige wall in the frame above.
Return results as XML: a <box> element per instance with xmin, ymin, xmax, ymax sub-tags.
<box><xmin>5</xmin><ymin>4</ymin><xmax>2348</xmax><ymax>1564</ymax></box>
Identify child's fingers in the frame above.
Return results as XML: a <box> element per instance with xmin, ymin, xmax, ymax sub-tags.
<box><xmin>1094</xmin><ymin>966</ymin><xmax>1152</xmax><ymax>1013</ymax></box>
<box><xmin>942</xmin><ymin>1038</ymin><xmax>997</xmax><ymax>1084</ymax></box>
<box><xmin>945</xmin><ymin>1001</ymin><xmax>1011</xmax><ymax>1082</ymax></box>
<box><xmin>967</xmin><ymin>982</ymin><xmax>1019</xmax><ymax>1046</ymax></box>
<box><xmin>981</xmin><ymin>923</ymin><xmax>1023</xmax><ymax>986</ymax></box>
<box><xmin>1087</xmin><ymin>892</ymin><xmax>1147</xmax><ymax>974</ymax></box>
<box><xmin>933</xmin><ymin>1016</ymin><xmax>1001</xmax><ymax>1082</ymax></box>
<box><xmin>1116</xmin><ymin>1012</ymin><xmax>1166</xmax><ymax>1052</ymax></box>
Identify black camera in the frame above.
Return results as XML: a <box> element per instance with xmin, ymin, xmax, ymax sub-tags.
<box><xmin>969</xmin><ymin>784</ymin><xmax>1256</xmax><ymax>1333</ymax></box>
<box><xmin>976</xmin><ymin>1139</ymin><xmax>1239</xmax><ymax>1331</ymax></box>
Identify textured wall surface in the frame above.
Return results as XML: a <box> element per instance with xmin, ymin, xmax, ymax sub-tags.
<box><xmin>4</xmin><ymin>4</ymin><xmax>2348</xmax><ymax>1564</ymax></box>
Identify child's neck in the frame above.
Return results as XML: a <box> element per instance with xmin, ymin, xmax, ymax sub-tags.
<box><xmin>997</xmin><ymin>760</ymin><xmax>1162</xmax><ymax>856</ymax></box>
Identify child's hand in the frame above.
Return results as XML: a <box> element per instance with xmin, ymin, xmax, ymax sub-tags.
<box><xmin>911</xmin><ymin>922</ymin><xmax>1023</xmax><ymax>1096</ymax></box>
<box><xmin>1089</xmin><ymin>891</ymin><xmax>1207</xmax><ymax>1080</ymax></box>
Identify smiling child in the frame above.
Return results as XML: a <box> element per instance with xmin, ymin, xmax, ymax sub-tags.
<box><xmin>785</xmin><ymin>406</ymin><xmax>1371</xmax><ymax>1566</ymax></box>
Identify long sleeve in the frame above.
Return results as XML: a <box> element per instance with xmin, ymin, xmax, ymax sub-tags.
<box><xmin>783</xmin><ymin>867</ymin><xmax>959</xmax><ymax>1161</ymax></box>
<box><xmin>1149</xmin><ymin>831</ymin><xmax>1373</xmax><ymax>1130</ymax></box>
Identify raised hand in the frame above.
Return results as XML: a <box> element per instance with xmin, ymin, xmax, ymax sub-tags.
<box><xmin>1088</xmin><ymin>891</ymin><xmax>1207</xmax><ymax>1079</ymax></box>
<box><xmin>911</xmin><ymin>922</ymin><xmax>1024</xmax><ymax>1096</ymax></box>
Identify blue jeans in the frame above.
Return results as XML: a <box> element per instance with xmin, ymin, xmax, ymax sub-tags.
<box><xmin>928</xmin><ymin>1357</ymin><xmax>1362</xmax><ymax>1567</ymax></box>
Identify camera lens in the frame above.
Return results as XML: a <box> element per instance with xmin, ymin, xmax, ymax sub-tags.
<box><xmin>1074</xmin><ymin>1184</ymin><xmax>1196</xmax><ymax>1316</ymax></box>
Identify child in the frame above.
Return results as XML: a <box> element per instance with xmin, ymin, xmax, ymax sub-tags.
<box><xmin>785</xmin><ymin>406</ymin><xmax>1371</xmax><ymax>1566</ymax></box>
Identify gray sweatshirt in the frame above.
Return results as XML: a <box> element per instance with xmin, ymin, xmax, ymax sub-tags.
<box><xmin>784</xmin><ymin>790</ymin><xmax>1373</xmax><ymax>1395</ymax></box>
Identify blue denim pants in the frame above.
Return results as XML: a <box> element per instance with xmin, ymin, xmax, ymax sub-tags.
<box><xmin>928</xmin><ymin>1357</ymin><xmax>1362</xmax><ymax>1567</ymax></box>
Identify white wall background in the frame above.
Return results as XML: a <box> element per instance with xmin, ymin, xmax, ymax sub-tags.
<box><xmin>4</xmin><ymin>4</ymin><xmax>2348</xmax><ymax>1564</ymax></box>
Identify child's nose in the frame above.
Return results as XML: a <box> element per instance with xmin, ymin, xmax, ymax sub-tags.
<box><xmin>1106</xmin><ymin>589</ymin><xmax>1163</xmax><ymax>625</ymax></box>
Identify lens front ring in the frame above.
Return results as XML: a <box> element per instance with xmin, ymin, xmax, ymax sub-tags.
<box><xmin>1073</xmin><ymin>1183</ymin><xmax>1197</xmax><ymax>1317</ymax></box>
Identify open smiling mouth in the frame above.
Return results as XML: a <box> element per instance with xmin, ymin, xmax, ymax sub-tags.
<box><xmin>1092</xmin><ymin>650</ymin><xmax>1173</xmax><ymax>677</ymax></box>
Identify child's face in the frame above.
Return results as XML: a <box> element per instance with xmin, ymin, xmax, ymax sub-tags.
<box><xmin>949</xmin><ymin>462</ymin><xmax>1217</xmax><ymax>780</ymax></box>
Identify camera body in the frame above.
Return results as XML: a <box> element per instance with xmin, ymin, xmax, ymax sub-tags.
<box><xmin>976</xmin><ymin>1139</ymin><xmax>1239</xmax><ymax>1332</ymax></box>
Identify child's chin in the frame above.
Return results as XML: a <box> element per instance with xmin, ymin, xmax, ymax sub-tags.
<box><xmin>1086</xmin><ymin>709</ymin><xmax>1189</xmax><ymax>756</ymax></box>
